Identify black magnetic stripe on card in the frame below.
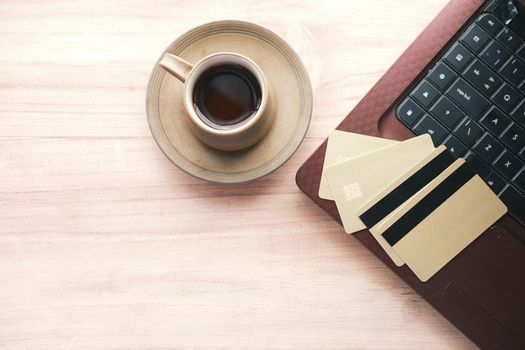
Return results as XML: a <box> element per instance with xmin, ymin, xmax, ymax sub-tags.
<box><xmin>359</xmin><ymin>150</ymin><xmax>454</xmax><ymax>228</ymax></box>
<box><xmin>382</xmin><ymin>162</ymin><xmax>476</xmax><ymax>246</ymax></box>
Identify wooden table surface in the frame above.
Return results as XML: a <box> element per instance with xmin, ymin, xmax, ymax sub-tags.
<box><xmin>1</xmin><ymin>1</ymin><xmax>478</xmax><ymax>349</ymax></box>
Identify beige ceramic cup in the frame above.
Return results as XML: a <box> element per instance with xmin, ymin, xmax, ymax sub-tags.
<box><xmin>159</xmin><ymin>52</ymin><xmax>275</xmax><ymax>151</ymax></box>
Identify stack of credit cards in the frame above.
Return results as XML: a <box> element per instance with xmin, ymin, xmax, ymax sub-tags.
<box><xmin>320</xmin><ymin>131</ymin><xmax>508</xmax><ymax>281</ymax></box>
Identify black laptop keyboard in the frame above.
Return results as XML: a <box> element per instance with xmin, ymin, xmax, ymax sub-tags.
<box><xmin>396</xmin><ymin>12</ymin><xmax>525</xmax><ymax>227</ymax></box>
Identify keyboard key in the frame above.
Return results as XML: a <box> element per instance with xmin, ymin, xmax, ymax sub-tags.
<box><xmin>500</xmin><ymin>56</ymin><xmax>525</xmax><ymax>86</ymax></box>
<box><xmin>516</xmin><ymin>44</ymin><xmax>525</xmax><ymax>62</ymax></box>
<box><xmin>463</xmin><ymin>59</ymin><xmax>502</xmax><ymax>96</ymax></box>
<box><xmin>500</xmin><ymin>123</ymin><xmax>525</xmax><ymax>153</ymax></box>
<box><xmin>413</xmin><ymin>114</ymin><xmax>447</xmax><ymax>146</ymax></box>
<box><xmin>442</xmin><ymin>135</ymin><xmax>467</xmax><ymax>159</ymax></box>
<box><xmin>410</xmin><ymin>80</ymin><xmax>439</xmax><ymax>108</ymax></box>
<box><xmin>519</xmin><ymin>80</ymin><xmax>525</xmax><ymax>95</ymax></box>
<box><xmin>473</xmin><ymin>132</ymin><xmax>505</xmax><ymax>163</ymax></box>
<box><xmin>429</xmin><ymin>96</ymin><xmax>464</xmax><ymax>129</ymax></box>
<box><xmin>446</xmin><ymin>78</ymin><xmax>490</xmax><ymax>118</ymax></box>
<box><xmin>511</xmin><ymin>100</ymin><xmax>525</xmax><ymax>128</ymax></box>
<box><xmin>477</xmin><ymin>14</ymin><xmax>503</xmax><ymax>36</ymax></box>
<box><xmin>492</xmin><ymin>83</ymin><xmax>521</xmax><ymax>113</ymax></box>
<box><xmin>464</xmin><ymin>151</ymin><xmax>491</xmax><ymax>178</ymax></box>
<box><xmin>480</xmin><ymin>40</ymin><xmax>510</xmax><ymax>70</ymax></box>
<box><xmin>499</xmin><ymin>185</ymin><xmax>525</xmax><ymax>227</ymax></box>
<box><xmin>427</xmin><ymin>62</ymin><xmax>457</xmax><ymax>90</ymax></box>
<box><xmin>444</xmin><ymin>44</ymin><xmax>474</xmax><ymax>72</ymax></box>
<box><xmin>480</xmin><ymin>107</ymin><xmax>511</xmax><ymax>136</ymax></box>
<box><xmin>454</xmin><ymin>117</ymin><xmax>484</xmax><ymax>146</ymax></box>
<box><xmin>513</xmin><ymin>168</ymin><xmax>525</xmax><ymax>193</ymax></box>
<box><xmin>461</xmin><ymin>24</ymin><xmax>491</xmax><ymax>53</ymax></box>
<box><xmin>496</xmin><ymin>27</ymin><xmax>523</xmax><ymax>51</ymax></box>
<box><xmin>484</xmin><ymin>171</ymin><xmax>507</xmax><ymax>194</ymax></box>
<box><xmin>396</xmin><ymin>98</ymin><xmax>424</xmax><ymax>127</ymax></box>
<box><xmin>494</xmin><ymin>150</ymin><xmax>524</xmax><ymax>179</ymax></box>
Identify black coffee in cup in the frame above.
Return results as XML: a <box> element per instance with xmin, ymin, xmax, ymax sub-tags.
<box><xmin>192</xmin><ymin>64</ymin><xmax>262</xmax><ymax>128</ymax></box>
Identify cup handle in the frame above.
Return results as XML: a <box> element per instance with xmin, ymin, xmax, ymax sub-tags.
<box><xmin>159</xmin><ymin>53</ymin><xmax>194</xmax><ymax>83</ymax></box>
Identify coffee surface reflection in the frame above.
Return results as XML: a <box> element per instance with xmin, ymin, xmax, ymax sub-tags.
<box><xmin>192</xmin><ymin>64</ymin><xmax>261</xmax><ymax>128</ymax></box>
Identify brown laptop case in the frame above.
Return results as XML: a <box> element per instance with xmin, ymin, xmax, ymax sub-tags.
<box><xmin>295</xmin><ymin>1</ymin><xmax>525</xmax><ymax>349</ymax></box>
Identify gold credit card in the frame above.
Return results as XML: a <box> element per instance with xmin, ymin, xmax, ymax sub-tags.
<box><xmin>325</xmin><ymin>134</ymin><xmax>435</xmax><ymax>234</ymax></box>
<box><xmin>373</xmin><ymin>159</ymin><xmax>507</xmax><ymax>282</ymax></box>
<box><xmin>318</xmin><ymin>131</ymin><xmax>397</xmax><ymax>200</ymax></box>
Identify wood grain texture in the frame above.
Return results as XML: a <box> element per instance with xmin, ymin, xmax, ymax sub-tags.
<box><xmin>0</xmin><ymin>1</ymin><xmax>477</xmax><ymax>349</ymax></box>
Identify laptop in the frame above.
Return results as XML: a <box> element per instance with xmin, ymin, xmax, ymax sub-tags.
<box><xmin>296</xmin><ymin>0</ymin><xmax>525</xmax><ymax>348</ymax></box>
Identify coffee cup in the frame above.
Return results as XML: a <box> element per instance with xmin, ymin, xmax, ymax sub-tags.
<box><xmin>159</xmin><ymin>52</ymin><xmax>275</xmax><ymax>151</ymax></box>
